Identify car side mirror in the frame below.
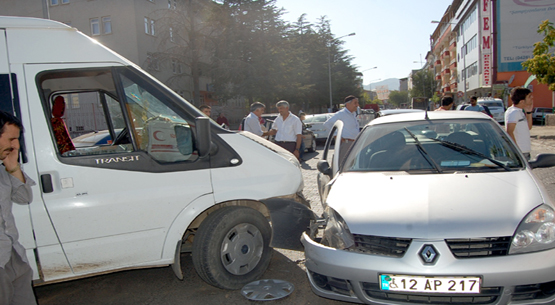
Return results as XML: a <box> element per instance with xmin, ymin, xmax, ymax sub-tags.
<box><xmin>529</xmin><ymin>153</ymin><xmax>555</xmax><ymax>169</ymax></box>
<box><xmin>195</xmin><ymin>117</ymin><xmax>212</xmax><ymax>157</ymax></box>
<box><xmin>317</xmin><ymin>160</ymin><xmax>332</xmax><ymax>176</ymax></box>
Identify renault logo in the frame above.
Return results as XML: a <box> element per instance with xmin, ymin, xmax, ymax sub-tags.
<box><xmin>419</xmin><ymin>245</ymin><xmax>439</xmax><ymax>264</ymax></box>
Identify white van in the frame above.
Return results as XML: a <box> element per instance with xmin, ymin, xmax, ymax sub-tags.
<box><xmin>0</xmin><ymin>16</ymin><xmax>313</xmax><ymax>289</ymax></box>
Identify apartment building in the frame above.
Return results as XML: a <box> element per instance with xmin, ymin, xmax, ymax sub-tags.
<box><xmin>2</xmin><ymin>0</ymin><xmax>216</xmax><ymax>107</ymax></box>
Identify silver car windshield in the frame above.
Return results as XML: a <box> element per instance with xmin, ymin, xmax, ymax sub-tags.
<box><xmin>343</xmin><ymin>119</ymin><xmax>524</xmax><ymax>173</ymax></box>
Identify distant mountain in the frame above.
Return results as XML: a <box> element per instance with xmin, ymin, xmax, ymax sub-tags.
<box><xmin>364</xmin><ymin>78</ymin><xmax>400</xmax><ymax>91</ymax></box>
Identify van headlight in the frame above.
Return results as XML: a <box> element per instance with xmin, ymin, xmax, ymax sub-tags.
<box><xmin>322</xmin><ymin>207</ymin><xmax>355</xmax><ymax>250</ymax></box>
<box><xmin>510</xmin><ymin>205</ymin><xmax>555</xmax><ymax>254</ymax></box>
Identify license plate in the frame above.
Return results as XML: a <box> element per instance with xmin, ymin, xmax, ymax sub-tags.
<box><xmin>380</xmin><ymin>274</ymin><xmax>481</xmax><ymax>294</ymax></box>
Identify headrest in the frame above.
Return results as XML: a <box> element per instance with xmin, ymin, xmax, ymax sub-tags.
<box><xmin>52</xmin><ymin>96</ymin><xmax>66</xmax><ymax>118</ymax></box>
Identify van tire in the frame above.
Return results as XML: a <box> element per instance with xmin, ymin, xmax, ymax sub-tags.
<box><xmin>192</xmin><ymin>206</ymin><xmax>272</xmax><ymax>289</ymax></box>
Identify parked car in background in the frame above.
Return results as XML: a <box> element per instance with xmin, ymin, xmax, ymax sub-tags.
<box><xmin>357</xmin><ymin>109</ymin><xmax>375</xmax><ymax>128</ymax></box>
<box><xmin>478</xmin><ymin>97</ymin><xmax>505</xmax><ymax>123</ymax></box>
<box><xmin>261</xmin><ymin>113</ymin><xmax>316</xmax><ymax>153</ymax></box>
<box><xmin>456</xmin><ymin>104</ymin><xmax>494</xmax><ymax>119</ymax></box>
<box><xmin>73</xmin><ymin>129</ymin><xmax>123</xmax><ymax>148</ymax></box>
<box><xmin>303</xmin><ymin>113</ymin><xmax>333</xmax><ymax>142</ymax></box>
<box><xmin>304</xmin><ymin>111</ymin><xmax>555</xmax><ymax>304</ymax></box>
<box><xmin>532</xmin><ymin>107</ymin><xmax>553</xmax><ymax>124</ymax></box>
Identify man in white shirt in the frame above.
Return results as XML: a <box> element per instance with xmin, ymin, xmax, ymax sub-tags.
<box><xmin>271</xmin><ymin>100</ymin><xmax>303</xmax><ymax>160</ymax></box>
<box><xmin>505</xmin><ymin>87</ymin><xmax>533</xmax><ymax>160</ymax></box>
<box><xmin>324</xmin><ymin>95</ymin><xmax>360</xmax><ymax>162</ymax></box>
<box><xmin>244</xmin><ymin>102</ymin><xmax>275</xmax><ymax>138</ymax></box>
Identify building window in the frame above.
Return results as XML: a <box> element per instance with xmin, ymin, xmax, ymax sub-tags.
<box><xmin>102</xmin><ymin>16</ymin><xmax>112</xmax><ymax>34</ymax></box>
<box><xmin>144</xmin><ymin>17</ymin><xmax>155</xmax><ymax>36</ymax></box>
<box><xmin>50</xmin><ymin>0</ymin><xmax>59</xmax><ymax>5</ymax></box>
<box><xmin>170</xmin><ymin>27</ymin><xmax>174</xmax><ymax>42</ymax></box>
<box><xmin>172</xmin><ymin>59</ymin><xmax>181</xmax><ymax>74</ymax></box>
<box><xmin>90</xmin><ymin>18</ymin><xmax>100</xmax><ymax>36</ymax></box>
<box><xmin>147</xmin><ymin>52</ymin><xmax>159</xmax><ymax>71</ymax></box>
<box><xmin>62</xmin><ymin>0</ymin><xmax>70</xmax><ymax>3</ymax></box>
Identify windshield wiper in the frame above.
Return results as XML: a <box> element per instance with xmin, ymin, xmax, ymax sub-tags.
<box><xmin>404</xmin><ymin>128</ymin><xmax>443</xmax><ymax>173</ymax></box>
<box><xmin>429</xmin><ymin>138</ymin><xmax>512</xmax><ymax>171</ymax></box>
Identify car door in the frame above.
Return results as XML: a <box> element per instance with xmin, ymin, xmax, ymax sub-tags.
<box><xmin>25</xmin><ymin>63</ymin><xmax>213</xmax><ymax>280</ymax></box>
<box><xmin>316</xmin><ymin>121</ymin><xmax>343</xmax><ymax>206</ymax></box>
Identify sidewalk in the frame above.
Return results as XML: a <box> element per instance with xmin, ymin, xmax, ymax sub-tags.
<box><xmin>530</xmin><ymin>125</ymin><xmax>555</xmax><ymax>140</ymax></box>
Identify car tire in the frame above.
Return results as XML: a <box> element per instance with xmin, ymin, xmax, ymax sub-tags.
<box><xmin>308</xmin><ymin>138</ymin><xmax>316</xmax><ymax>152</ymax></box>
<box><xmin>192</xmin><ymin>206</ymin><xmax>272</xmax><ymax>290</ymax></box>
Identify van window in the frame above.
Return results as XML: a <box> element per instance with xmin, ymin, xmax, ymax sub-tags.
<box><xmin>39</xmin><ymin>68</ymin><xmax>197</xmax><ymax>163</ymax></box>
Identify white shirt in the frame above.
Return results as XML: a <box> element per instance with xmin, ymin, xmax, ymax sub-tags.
<box><xmin>323</xmin><ymin>108</ymin><xmax>360</xmax><ymax>140</ymax></box>
<box><xmin>272</xmin><ymin>112</ymin><xmax>302</xmax><ymax>142</ymax></box>
<box><xmin>505</xmin><ymin>105</ymin><xmax>531</xmax><ymax>153</ymax></box>
<box><xmin>244</xmin><ymin>112</ymin><xmax>263</xmax><ymax>136</ymax></box>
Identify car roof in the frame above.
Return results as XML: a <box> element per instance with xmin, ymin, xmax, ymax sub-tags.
<box><xmin>370</xmin><ymin>110</ymin><xmax>491</xmax><ymax>125</ymax></box>
<box><xmin>378</xmin><ymin>109</ymin><xmax>424</xmax><ymax>115</ymax></box>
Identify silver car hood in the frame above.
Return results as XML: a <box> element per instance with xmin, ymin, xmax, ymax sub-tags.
<box><xmin>327</xmin><ymin>170</ymin><xmax>545</xmax><ymax>239</ymax></box>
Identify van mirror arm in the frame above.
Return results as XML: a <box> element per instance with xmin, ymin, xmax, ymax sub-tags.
<box><xmin>195</xmin><ymin>117</ymin><xmax>212</xmax><ymax>157</ymax></box>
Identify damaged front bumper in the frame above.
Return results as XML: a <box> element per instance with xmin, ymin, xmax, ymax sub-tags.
<box><xmin>262</xmin><ymin>192</ymin><xmax>315</xmax><ymax>251</ymax></box>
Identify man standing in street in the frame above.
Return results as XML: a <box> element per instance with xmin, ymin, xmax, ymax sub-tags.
<box><xmin>0</xmin><ymin>111</ymin><xmax>37</xmax><ymax>305</ymax></box>
<box><xmin>271</xmin><ymin>100</ymin><xmax>303</xmax><ymax>160</ymax></box>
<box><xmin>435</xmin><ymin>96</ymin><xmax>454</xmax><ymax>111</ymax></box>
<box><xmin>505</xmin><ymin>87</ymin><xmax>534</xmax><ymax>160</ymax></box>
<box><xmin>324</xmin><ymin>95</ymin><xmax>360</xmax><ymax>162</ymax></box>
<box><xmin>244</xmin><ymin>102</ymin><xmax>276</xmax><ymax>138</ymax></box>
<box><xmin>464</xmin><ymin>96</ymin><xmax>486</xmax><ymax>114</ymax></box>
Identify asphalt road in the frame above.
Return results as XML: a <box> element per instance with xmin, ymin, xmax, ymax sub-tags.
<box><xmin>35</xmin><ymin>137</ymin><xmax>555</xmax><ymax>305</ymax></box>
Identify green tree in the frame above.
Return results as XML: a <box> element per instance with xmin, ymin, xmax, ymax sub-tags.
<box><xmin>410</xmin><ymin>70</ymin><xmax>436</xmax><ymax>99</ymax></box>
<box><xmin>522</xmin><ymin>20</ymin><xmax>555</xmax><ymax>91</ymax></box>
<box><xmin>388</xmin><ymin>90</ymin><xmax>409</xmax><ymax>107</ymax></box>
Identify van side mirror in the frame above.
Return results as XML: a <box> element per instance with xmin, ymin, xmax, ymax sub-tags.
<box><xmin>195</xmin><ymin>117</ymin><xmax>211</xmax><ymax>157</ymax></box>
<box><xmin>317</xmin><ymin>160</ymin><xmax>332</xmax><ymax>176</ymax></box>
<box><xmin>529</xmin><ymin>153</ymin><xmax>555</xmax><ymax>169</ymax></box>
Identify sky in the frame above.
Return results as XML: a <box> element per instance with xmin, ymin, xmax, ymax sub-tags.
<box><xmin>274</xmin><ymin>0</ymin><xmax>454</xmax><ymax>86</ymax></box>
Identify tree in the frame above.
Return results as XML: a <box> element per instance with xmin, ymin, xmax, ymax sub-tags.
<box><xmin>389</xmin><ymin>90</ymin><xmax>409</xmax><ymax>107</ymax></box>
<box><xmin>522</xmin><ymin>20</ymin><xmax>555</xmax><ymax>91</ymax></box>
<box><xmin>410</xmin><ymin>70</ymin><xmax>436</xmax><ymax>99</ymax></box>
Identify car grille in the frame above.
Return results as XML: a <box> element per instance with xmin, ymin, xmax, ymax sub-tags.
<box><xmin>445</xmin><ymin>237</ymin><xmax>511</xmax><ymax>258</ymax></box>
<box><xmin>362</xmin><ymin>282</ymin><xmax>502</xmax><ymax>304</ymax></box>
<box><xmin>351</xmin><ymin>234</ymin><xmax>412</xmax><ymax>258</ymax></box>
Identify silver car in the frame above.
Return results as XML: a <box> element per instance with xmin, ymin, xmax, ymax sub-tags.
<box><xmin>303</xmin><ymin>113</ymin><xmax>333</xmax><ymax>142</ymax></box>
<box><xmin>302</xmin><ymin>111</ymin><xmax>555</xmax><ymax>304</ymax></box>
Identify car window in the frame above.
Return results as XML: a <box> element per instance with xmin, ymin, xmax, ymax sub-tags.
<box><xmin>343</xmin><ymin>119</ymin><xmax>523</xmax><ymax>173</ymax></box>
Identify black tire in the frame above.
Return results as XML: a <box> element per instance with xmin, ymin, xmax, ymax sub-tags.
<box><xmin>308</xmin><ymin>138</ymin><xmax>316</xmax><ymax>152</ymax></box>
<box><xmin>192</xmin><ymin>206</ymin><xmax>272</xmax><ymax>289</ymax></box>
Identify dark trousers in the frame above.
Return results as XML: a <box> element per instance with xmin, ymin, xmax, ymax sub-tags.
<box><xmin>275</xmin><ymin>141</ymin><xmax>296</xmax><ymax>154</ymax></box>
<box><xmin>0</xmin><ymin>249</ymin><xmax>37</xmax><ymax>305</ymax></box>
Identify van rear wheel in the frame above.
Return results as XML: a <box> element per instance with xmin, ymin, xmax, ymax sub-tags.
<box><xmin>192</xmin><ymin>206</ymin><xmax>272</xmax><ymax>289</ymax></box>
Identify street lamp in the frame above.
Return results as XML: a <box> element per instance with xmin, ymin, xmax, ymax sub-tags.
<box><xmin>431</xmin><ymin>20</ymin><xmax>465</xmax><ymax>102</ymax></box>
<box><xmin>328</xmin><ymin>32</ymin><xmax>356</xmax><ymax>111</ymax></box>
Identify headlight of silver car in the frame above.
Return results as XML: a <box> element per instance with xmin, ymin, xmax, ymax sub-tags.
<box><xmin>322</xmin><ymin>207</ymin><xmax>355</xmax><ymax>250</ymax></box>
<box><xmin>510</xmin><ymin>204</ymin><xmax>555</xmax><ymax>255</ymax></box>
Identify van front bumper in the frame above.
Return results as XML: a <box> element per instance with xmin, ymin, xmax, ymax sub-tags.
<box><xmin>262</xmin><ymin>193</ymin><xmax>314</xmax><ymax>251</ymax></box>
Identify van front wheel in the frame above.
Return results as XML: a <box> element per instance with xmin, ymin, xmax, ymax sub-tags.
<box><xmin>192</xmin><ymin>206</ymin><xmax>272</xmax><ymax>289</ymax></box>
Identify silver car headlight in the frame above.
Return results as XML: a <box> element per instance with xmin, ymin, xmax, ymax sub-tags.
<box><xmin>322</xmin><ymin>207</ymin><xmax>355</xmax><ymax>250</ymax></box>
<box><xmin>510</xmin><ymin>204</ymin><xmax>555</xmax><ymax>255</ymax></box>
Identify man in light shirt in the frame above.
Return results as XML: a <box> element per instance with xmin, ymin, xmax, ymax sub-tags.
<box><xmin>324</xmin><ymin>95</ymin><xmax>360</xmax><ymax>162</ymax></box>
<box><xmin>505</xmin><ymin>87</ymin><xmax>533</xmax><ymax>160</ymax></box>
<box><xmin>271</xmin><ymin>100</ymin><xmax>303</xmax><ymax>160</ymax></box>
<box><xmin>244</xmin><ymin>102</ymin><xmax>275</xmax><ymax>138</ymax></box>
